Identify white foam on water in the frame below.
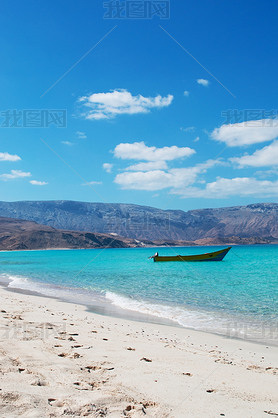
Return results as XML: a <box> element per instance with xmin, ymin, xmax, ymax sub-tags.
<box><xmin>105</xmin><ymin>290</ymin><xmax>278</xmax><ymax>345</ymax></box>
<box><xmin>7</xmin><ymin>275</ymin><xmax>32</xmax><ymax>290</ymax></box>
<box><xmin>0</xmin><ymin>273</ymin><xmax>104</xmax><ymax>306</ymax></box>
<box><xmin>106</xmin><ymin>290</ymin><xmax>226</xmax><ymax>331</ymax></box>
<box><xmin>0</xmin><ymin>273</ymin><xmax>32</xmax><ymax>290</ymax></box>
<box><xmin>5</xmin><ymin>274</ymin><xmax>60</xmax><ymax>296</ymax></box>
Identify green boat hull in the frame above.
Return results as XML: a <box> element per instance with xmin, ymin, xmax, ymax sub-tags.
<box><xmin>152</xmin><ymin>247</ymin><xmax>232</xmax><ymax>262</ymax></box>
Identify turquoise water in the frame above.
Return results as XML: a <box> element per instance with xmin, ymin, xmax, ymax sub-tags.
<box><xmin>0</xmin><ymin>246</ymin><xmax>277</xmax><ymax>345</ymax></box>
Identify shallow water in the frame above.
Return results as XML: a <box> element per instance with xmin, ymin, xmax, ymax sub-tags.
<box><xmin>0</xmin><ymin>246</ymin><xmax>277</xmax><ymax>345</ymax></box>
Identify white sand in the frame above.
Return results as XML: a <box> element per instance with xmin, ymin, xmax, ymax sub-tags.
<box><xmin>0</xmin><ymin>285</ymin><xmax>277</xmax><ymax>417</ymax></box>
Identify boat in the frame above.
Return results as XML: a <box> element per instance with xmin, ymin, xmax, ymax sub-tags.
<box><xmin>149</xmin><ymin>247</ymin><xmax>232</xmax><ymax>262</ymax></box>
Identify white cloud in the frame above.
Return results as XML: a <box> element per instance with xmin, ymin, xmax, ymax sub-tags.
<box><xmin>183</xmin><ymin>90</ymin><xmax>190</xmax><ymax>97</ymax></box>
<box><xmin>125</xmin><ymin>161</ymin><xmax>168</xmax><ymax>171</ymax></box>
<box><xmin>76</xmin><ymin>131</ymin><xmax>87</xmax><ymax>139</ymax></box>
<box><xmin>103</xmin><ymin>163</ymin><xmax>113</xmax><ymax>173</ymax></box>
<box><xmin>115</xmin><ymin>170</ymin><xmax>178</xmax><ymax>191</ymax></box>
<box><xmin>180</xmin><ymin>126</ymin><xmax>195</xmax><ymax>133</ymax></box>
<box><xmin>0</xmin><ymin>170</ymin><xmax>31</xmax><ymax>180</ymax></box>
<box><xmin>30</xmin><ymin>180</ymin><xmax>48</xmax><ymax>186</ymax></box>
<box><xmin>255</xmin><ymin>168</ymin><xmax>278</xmax><ymax>178</ymax></box>
<box><xmin>0</xmin><ymin>152</ymin><xmax>21</xmax><ymax>162</ymax></box>
<box><xmin>79</xmin><ymin>89</ymin><xmax>174</xmax><ymax>120</ymax></box>
<box><xmin>193</xmin><ymin>136</ymin><xmax>200</xmax><ymax>142</ymax></box>
<box><xmin>211</xmin><ymin>119</ymin><xmax>278</xmax><ymax>147</ymax></box>
<box><xmin>197</xmin><ymin>79</ymin><xmax>210</xmax><ymax>87</ymax></box>
<box><xmin>114</xmin><ymin>160</ymin><xmax>219</xmax><ymax>191</ymax></box>
<box><xmin>173</xmin><ymin>177</ymin><xmax>278</xmax><ymax>198</ymax></box>
<box><xmin>113</xmin><ymin>142</ymin><xmax>195</xmax><ymax>162</ymax></box>
<box><xmin>82</xmin><ymin>181</ymin><xmax>102</xmax><ymax>186</ymax></box>
<box><xmin>231</xmin><ymin>140</ymin><xmax>278</xmax><ymax>167</ymax></box>
<box><xmin>61</xmin><ymin>141</ymin><xmax>74</xmax><ymax>146</ymax></box>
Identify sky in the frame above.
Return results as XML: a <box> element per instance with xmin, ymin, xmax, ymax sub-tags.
<box><xmin>1</xmin><ymin>0</ymin><xmax>278</xmax><ymax>211</ymax></box>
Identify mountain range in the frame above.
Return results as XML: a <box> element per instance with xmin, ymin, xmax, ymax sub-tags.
<box><xmin>0</xmin><ymin>217</ymin><xmax>142</xmax><ymax>251</ymax></box>
<box><xmin>0</xmin><ymin>200</ymin><xmax>277</xmax><ymax>243</ymax></box>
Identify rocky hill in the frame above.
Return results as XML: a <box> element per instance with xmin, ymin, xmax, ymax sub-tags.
<box><xmin>0</xmin><ymin>217</ymin><xmax>141</xmax><ymax>251</ymax></box>
<box><xmin>0</xmin><ymin>201</ymin><xmax>277</xmax><ymax>242</ymax></box>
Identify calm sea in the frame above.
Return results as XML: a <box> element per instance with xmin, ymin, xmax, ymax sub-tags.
<box><xmin>0</xmin><ymin>245</ymin><xmax>277</xmax><ymax>345</ymax></box>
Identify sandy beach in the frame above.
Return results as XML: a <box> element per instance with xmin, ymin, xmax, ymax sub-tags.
<box><xmin>0</xmin><ymin>285</ymin><xmax>277</xmax><ymax>417</ymax></box>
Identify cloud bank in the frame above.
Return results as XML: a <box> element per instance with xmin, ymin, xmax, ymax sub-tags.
<box><xmin>231</xmin><ymin>140</ymin><xmax>278</xmax><ymax>167</ymax></box>
<box><xmin>173</xmin><ymin>177</ymin><xmax>278</xmax><ymax>198</ymax></box>
<box><xmin>79</xmin><ymin>89</ymin><xmax>174</xmax><ymax>120</ymax></box>
<box><xmin>211</xmin><ymin>119</ymin><xmax>278</xmax><ymax>147</ymax></box>
<box><xmin>114</xmin><ymin>142</ymin><xmax>195</xmax><ymax>162</ymax></box>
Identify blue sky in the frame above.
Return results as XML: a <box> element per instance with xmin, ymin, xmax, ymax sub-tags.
<box><xmin>1</xmin><ymin>0</ymin><xmax>278</xmax><ymax>210</ymax></box>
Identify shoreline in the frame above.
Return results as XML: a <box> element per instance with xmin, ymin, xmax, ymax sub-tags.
<box><xmin>3</xmin><ymin>282</ymin><xmax>181</xmax><ymax>330</ymax></box>
<box><xmin>1</xmin><ymin>271</ymin><xmax>278</xmax><ymax>349</ymax></box>
<box><xmin>0</xmin><ymin>284</ymin><xmax>277</xmax><ymax>416</ymax></box>
<box><xmin>4</xmin><ymin>280</ymin><xmax>275</xmax><ymax>350</ymax></box>
<box><xmin>5</xmin><ymin>285</ymin><xmax>278</xmax><ymax>352</ymax></box>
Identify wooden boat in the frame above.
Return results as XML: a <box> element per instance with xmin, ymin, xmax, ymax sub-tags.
<box><xmin>150</xmin><ymin>247</ymin><xmax>232</xmax><ymax>262</ymax></box>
